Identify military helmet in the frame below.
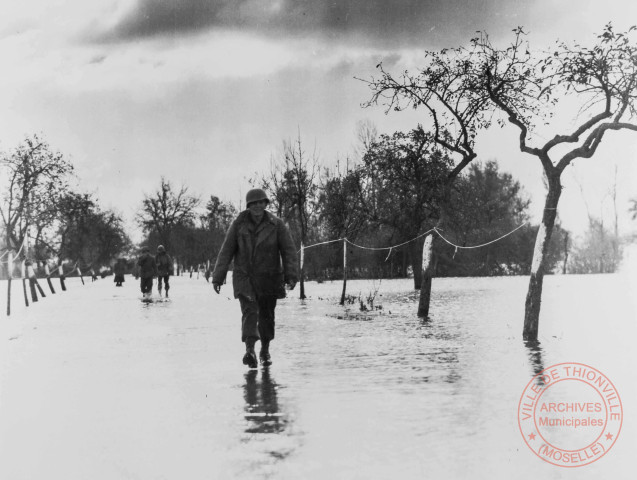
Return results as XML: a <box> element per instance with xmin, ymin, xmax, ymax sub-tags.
<box><xmin>245</xmin><ymin>188</ymin><xmax>269</xmax><ymax>207</ymax></box>
<box><xmin>157</xmin><ymin>245</ymin><xmax>166</xmax><ymax>253</ymax></box>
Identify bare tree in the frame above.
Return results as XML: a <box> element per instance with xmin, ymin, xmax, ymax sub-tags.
<box><xmin>136</xmin><ymin>177</ymin><xmax>200</xmax><ymax>251</ymax></box>
<box><xmin>283</xmin><ymin>131</ymin><xmax>321</xmax><ymax>299</ymax></box>
<box><xmin>259</xmin><ymin>155</ymin><xmax>289</xmax><ymax>218</ymax></box>
<box><xmin>259</xmin><ymin>130</ymin><xmax>320</xmax><ymax>299</ymax></box>
<box><xmin>0</xmin><ymin>134</ymin><xmax>74</xmax><ymax>260</ymax></box>
<box><xmin>353</xmin><ymin>119</ymin><xmax>379</xmax><ymax>162</ymax></box>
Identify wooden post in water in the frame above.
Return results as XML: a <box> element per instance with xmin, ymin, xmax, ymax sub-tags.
<box><xmin>340</xmin><ymin>238</ymin><xmax>348</xmax><ymax>306</ymax></box>
<box><xmin>34</xmin><ymin>277</ymin><xmax>46</xmax><ymax>298</ymax></box>
<box><xmin>6</xmin><ymin>252</ymin><xmax>13</xmax><ymax>316</ymax></box>
<box><xmin>59</xmin><ymin>263</ymin><xmax>67</xmax><ymax>291</ymax></box>
<box><xmin>417</xmin><ymin>234</ymin><xmax>434</xmax><ymax>318</ymax></box>
<box><xmin>44</xmin><ymin>264</ymin><xmax>56</xmax><ymax>294</ymax></box>
<box><xmin>28</xmin><ymin>262</ymin><xmax>46</xmax><ymax>298</ymax></box>
<box><xmin>299</xmin><ymin>242</ymin><xmax>305</xmax><ymax>299</ymax></box>
<box><xmin>22</xmin><ymin>261</ymin><xmax>29</xmax><ymax>307</ymax></box>
<box><xmin>25</xmin><ymin>261</ymin><xmax>38</xmax><ymax>302</ymax></box>
<box><xmin>29</xmin><ymin>278</ymin><xmax>38</xmax><ymax>302</ymax></box>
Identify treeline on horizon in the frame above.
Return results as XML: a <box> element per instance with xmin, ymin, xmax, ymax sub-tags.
<box><xmin>0</xmin><ymin>127</ymin><xmax>625</xmax><ymax>284</ymax></box>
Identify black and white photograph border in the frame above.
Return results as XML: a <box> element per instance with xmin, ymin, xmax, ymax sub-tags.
<box><xmin>1</xmin><ymin>1</ymin><xmax>636</xmax><ymax>479</ymax></box>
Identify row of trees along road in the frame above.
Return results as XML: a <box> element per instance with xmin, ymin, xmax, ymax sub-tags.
<box><xmin>359</xmin><ymin>24</ymin><xmax>637</xmax><ymax>341</ymax></box>
<box><xmin>0</xmin><ymin>135</ymin><xmax>130</xmax><ymax>275</ymax></box>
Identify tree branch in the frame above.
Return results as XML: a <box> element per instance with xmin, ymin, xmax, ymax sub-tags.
<box><xmin>557</xmin><ymin>122</ymin><xmax>637</xmax><ymax>171</ymax></box>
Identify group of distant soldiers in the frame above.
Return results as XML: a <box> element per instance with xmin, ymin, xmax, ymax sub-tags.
<box><xmin>112</xmin><ymin>245</ymin><xmax>173</xmax><ymax>300</ymax></box>
<box><xmin>137</xmin><ymin>245</ymin><xmax>174</xmax><ymax>300</ymax></box>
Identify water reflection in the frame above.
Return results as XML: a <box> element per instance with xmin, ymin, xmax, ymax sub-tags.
<box><xmin>524</xmin><ymin>339</ymin><xmax>545</xmax><ymax>384</ymax></box>
<box><xmin>243</xmin><ymin>368</ymin><xmax>287</xmax><ymax>435</ymax></box>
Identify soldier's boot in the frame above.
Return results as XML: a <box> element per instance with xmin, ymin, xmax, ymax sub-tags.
<box><xmin>259</xmin><ymin>341</ymin><xmax>272</xmax><ymax>367</ymax></box>
<box><xmin>243</xmin><ymin>338</ymin><xmax>258</xmax><ymax>368</ymax></box>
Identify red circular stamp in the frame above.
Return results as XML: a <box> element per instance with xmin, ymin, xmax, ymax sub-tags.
<box><xmin>518</xmin><ymin>362</ymin><xmax>623</xmax><ymax>467</ymax></box>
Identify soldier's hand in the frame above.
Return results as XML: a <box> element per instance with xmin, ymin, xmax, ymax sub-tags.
<box><xmin>286</xmin><ymin>280</ymin><xmax>297</xmax><ymax>291</ymax></box>
<box><xmin>213</xmin><ymin>283</ymin><xmax>221</xmax><ymax>294</ymax></box>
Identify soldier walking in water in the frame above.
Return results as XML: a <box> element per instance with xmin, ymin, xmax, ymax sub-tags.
<box><xmin>155</xmin><ymin>245</ymin><xmax>174</xmax><ymax>298</ymax></box>
<box><xmin>212</xmin><ymin>188</ymin><xmax>298</xmax><ymax>368</ymax></box>
<box><xmin>137</xmin><ymin>246</ymin><xmax>157</xmax><ymax>301</ymax></box>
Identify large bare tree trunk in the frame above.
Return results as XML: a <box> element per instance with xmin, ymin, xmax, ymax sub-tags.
<box><xmin>417</xmin><ymin>234</ymin><xmax>434</xmax><ymax>318</ymax></box>
<box><xmin>523</xmin><ymin>177</ymin><xmax>561</xmax><ymax>340</ymax></box>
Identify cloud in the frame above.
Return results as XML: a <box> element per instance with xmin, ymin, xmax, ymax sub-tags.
<box><xmin>89</xmin><ymin>54</ymin><xmax>108</xmax><ymax>64</ymax></box>
<box><xmin>96</xmin><ymin>0</ymin><xmax>226</xmax><ymax>41</ymax></box>
<box><xmin>90</xmin><ymin>0</ymin><xmax>535</xmax><ymax>47</ymax></box>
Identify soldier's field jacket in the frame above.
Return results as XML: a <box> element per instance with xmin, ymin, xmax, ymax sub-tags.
<box><xmin>212</xmin><ymin>210</ymin><xmax>298</xmax><ymax>299</ymax></box>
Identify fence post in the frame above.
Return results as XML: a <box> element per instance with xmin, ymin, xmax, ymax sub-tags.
<box><xmin>28</xmin><ymin>262</ymin><xmax>46</xmax><ymax>298</ymax></box>
<box><xmin>340</xmin><ymin>238</ymin><xmax>348</xmax><ymax>306</ymax></box>
<box><xmin>59</xmin><ymin>263</ymin><xmax>67</xmax><ymax>291</ymax></box>
<box><xmin>6</xmin><ymin>252</ymin><xmax>13</xmax><ymax>316</ymax></box>
<box><xmin>22</xmin><ymin>261</ymin><xmax>29</xmax><ymax>307</ymax></box>
<box><xmin>299</xmin><ymin>242</ymin><xmax>306</xmax><ymax>299</ymax></box>
<box><xmin>45</xmin><ymin>264</ymin><xmax>56</xmax><ymax>294</ymax></box>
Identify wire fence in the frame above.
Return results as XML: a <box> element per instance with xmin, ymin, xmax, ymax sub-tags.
<box><xmin>301</xmin><ymin>221</ymin><xmax>529</xmax><ymax>256</ymax></box>
<box><xmin>295</xmin><ymin>221</ymin><xmax>530</xmax><ymax>303</ymax></box>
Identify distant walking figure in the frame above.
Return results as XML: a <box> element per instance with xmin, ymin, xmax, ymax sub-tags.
<box><xmin>137</xmin><ymin>246</ymin><xmax>157</xmax><ymax>301</ymax></box>
<box><xmin>113</xmin><ymin>258</ymin><xmax>126</xmax><ymax>286</ymax></box>
<box><xmin>212</xmin><ymin>188</ymin><xmax>298</xmax><ymax>368</ymax></box>
<box><xmin>155</xmin><ymin>245</ymin><xmax>174</xmax><ymax>298</ymax></box>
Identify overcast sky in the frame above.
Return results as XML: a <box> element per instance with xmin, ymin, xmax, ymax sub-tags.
<box><xmin>1</xmin><ymin>0</ymin><xmax>636</xmax><ymax>241</ymax></box>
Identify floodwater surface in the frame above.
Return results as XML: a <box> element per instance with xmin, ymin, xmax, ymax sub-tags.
<box><xmin>1</xmin><ymin>271</ymin><xmax>635</xmax><ymax>479</ymax></box>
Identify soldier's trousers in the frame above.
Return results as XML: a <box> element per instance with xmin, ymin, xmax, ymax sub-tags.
<box><xmin>238</xmin><ymin>295</ymin><xmax>277</xmax><ymax>343</ymax></box>
<box><xmin>140</xmin><ymin>277</ymin><xmax>153</xmax><ymax>294</ymax></box>
<box><xmin>157</xmin><ymin>275</ymin><xmax>170</xmax><ymax>292</ymax></box>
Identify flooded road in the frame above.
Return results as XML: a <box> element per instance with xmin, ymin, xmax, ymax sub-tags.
<box><xmin>1</xmin><ymin>273</ymin><xmax>636</xmax><ymax>479</ymax></box>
